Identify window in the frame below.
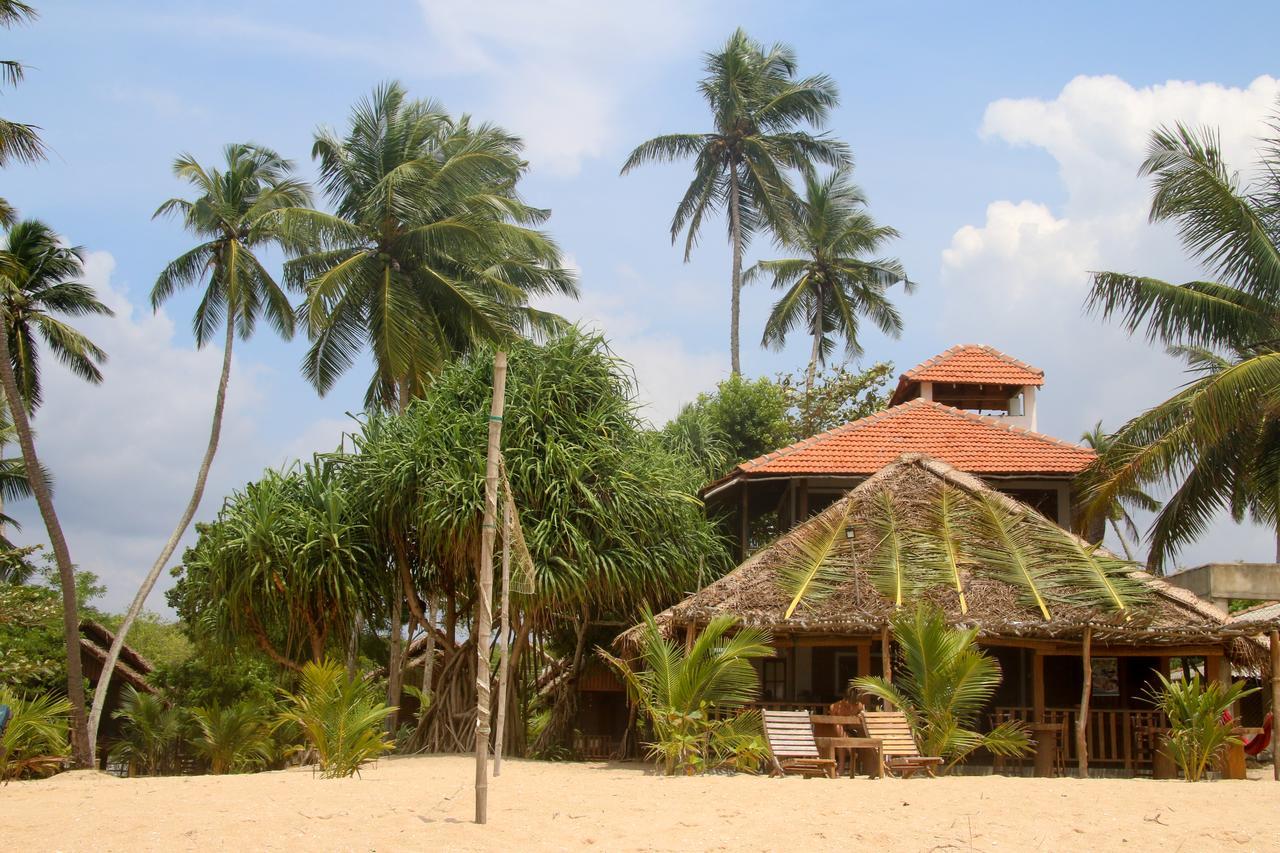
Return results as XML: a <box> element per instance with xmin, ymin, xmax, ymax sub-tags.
<box><xmin>760</xmin><ymin>658</ymin><xmax>786</xmax><ymax>701</ymax></box>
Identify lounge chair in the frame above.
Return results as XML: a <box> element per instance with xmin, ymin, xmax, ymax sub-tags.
<box><xmin>859</xmin><ymin>710</ymin><xmax>943</xmax><ymax>778</ymax></box>
<box><xmin>762</xmin><ymin>709</ymin><xmax>837</xmax><ymax>778</ymax></box>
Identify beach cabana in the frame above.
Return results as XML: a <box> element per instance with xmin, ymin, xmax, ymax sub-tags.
<box><xmin>627</xmin><ymin>453</ymin><xmax>1272</xmax><ymax>774</ymax></box>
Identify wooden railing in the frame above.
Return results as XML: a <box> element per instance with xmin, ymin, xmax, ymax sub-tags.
<box><xmin>574</xmin><ymin>733</ymin><xmax>617</xmax><ymax>760</ymax></box>
<box><xmin>994</xmin><ymin>707</ymin><xmax>1168</xmax><ymax>768</ymax></box>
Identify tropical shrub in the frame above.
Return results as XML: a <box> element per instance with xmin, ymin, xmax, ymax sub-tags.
<box><xmin>276</xmin><ymin>659</ymin><xmax>394</xmax><ymax>778</ymax></box>
<box><xmin>109</xmin><ymin>685</ymin><xmax>183</xmax><ymax>776</ymax></box>
<box><xmin>853</xmin><ymin>605</ymin><xmax>1031</xmax><ymax>771</ymax></box>
<box><xmin>188</xmin><ymin>702</ymin><xmax>274</xmax><ymax>774</ymax></box>
<box><xmin>601</xmin><ymin>613</ymin><xmax>772</xmax><ymax>775</ymax></box>
<box><xmin>1148</xmin><ymin>674</ymin><xmax>1256</xmax><ymax>782</ymax></box>
<box><xmin>0</xmin><ymin>687</ymin><xmax>71</xmax><ymax>780</ymax></box>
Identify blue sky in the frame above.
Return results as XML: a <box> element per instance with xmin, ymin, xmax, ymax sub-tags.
<box><xmin>6</xmin><ymin>1</ymin><xmax>1280</xmax><ymax>610</ymax></box>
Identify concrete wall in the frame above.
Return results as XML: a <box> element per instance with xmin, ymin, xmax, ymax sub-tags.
<box><xmin>1165</xmin><ymin>562</ymin><xmax>1280</xmax><ymax>609</ymax></box>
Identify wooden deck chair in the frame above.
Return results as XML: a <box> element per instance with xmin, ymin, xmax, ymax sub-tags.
<box><xmin>859</xmin><ymin>710</ymin><xmax>943</xmax><ymax>778</ymax></box>
<box><xmin>762</xmin><ymin>710</ymin><xmax>837</xmax><ymax>778</ymax></box>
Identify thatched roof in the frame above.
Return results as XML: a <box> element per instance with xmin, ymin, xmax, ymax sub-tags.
<box><xmin>79</xmin><ymin>620</ymin><xmax>155</xmax><ymax>693</ymax></box>
<box><xmin>627</xmin><ymin>454</ymin><xmax>1272</xmax><ymax>664</ymax></box>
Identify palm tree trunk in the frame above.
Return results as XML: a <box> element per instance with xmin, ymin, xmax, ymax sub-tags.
<box><xmin>728</xmin><ymin>163</ymin><xmax>743</xmax><ymax>377</ymax></box>
<box><xmin>803</xmin><ymin>289</ymin><xmax>823</xmax><ymax>433</ymax></box>
<box><xmin>475</xmin><ymin>350</ymin><xmax>508</xmax><ymax>825</ymax></box>
<box><xmin>1109</xmin><ymin>518</ymin><xmax>1134</xmax><ymax>562</ymax></box>
<box><xmin>0</xmin><ymin>321</ymin><xmax>91</xmax><ymax>767</ymax></box>
<box><xmin>87</xmin><ymin>308</ymin><xmax>236</xmax><ymax>760</ymax></box>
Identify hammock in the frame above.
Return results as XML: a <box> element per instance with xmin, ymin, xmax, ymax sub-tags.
<box><xmin>1220</xmin><ymin>710</ymin><xmax>1274</xmax><ymax>756</ymax></box>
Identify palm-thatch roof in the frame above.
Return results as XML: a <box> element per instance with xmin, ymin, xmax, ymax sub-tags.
<box><xmin>79</xmin><ymin>620</ymin><xmax>155</xmax><ymax>693</ymax></box>
<box><xmin>626</xmin><ymin>454</ymin><xmax>1271</xmax><ymax>665</ymax></box>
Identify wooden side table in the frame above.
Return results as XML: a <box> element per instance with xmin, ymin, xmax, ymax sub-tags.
<box><xmin>815</xmin><ymin>736</ymin><xmax>884</xmax><ymax>778</ymax></box>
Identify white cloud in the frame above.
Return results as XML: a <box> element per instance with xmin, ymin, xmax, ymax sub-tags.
<box><xmin>415</xmin><ymin>0</ymin><xmax>703</xmax><ymax>176</ymax></box>
<box><xmin>8</xmin><ymin>253</ymin><xmax>347</xmax><ymax>611</ymax></box>
<box><xmin>537</xmin><ymin>257</ymin><xmax>725</xmax><ymax>423</ymax></box>
<box><xmin>942</xmin><ymin>74</ymin><xmax>1280</xmax><ymax>570</ymax></box>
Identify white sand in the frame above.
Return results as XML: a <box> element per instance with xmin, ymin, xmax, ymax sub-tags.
<box><xmin>2</xmin><ymin>755</ymin><xmax>1275</xmax><ymax>852</ymax></box>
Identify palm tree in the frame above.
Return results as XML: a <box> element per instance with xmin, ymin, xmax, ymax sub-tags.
<box><xmin>284</xmin><ymin>82</ymin><xmax>576</xmax><ymax>412</ymax></box>
<box><xmin>751</xmin><ymin>166</ymin><xmax>911</xmax><ymax>414</ymax></box>
<box><xmin>853</xmin><ymin>605</ymin><xmax>1031</xmax><ymax>771</ymax></box>
<box><xmin>1076</xmin><ymin>422</ymin><xmax>1160</xmax><ymax>561</ymax></box>
<box><xmin>0</xmin><ymin>219</ymin><xmax>112</xmax><ymax>767</ymax></box>
<box><xmin>600</xmin><ymin>612</ymin><xmax>773</xmax><ymax>775</ymax></box>
<box><xmin>87</xmin><ymin>144</ymin><xmax>309</xmax><ymax>758</ymax></box>
<box><xmin>1083</xmin><ymin>119</ymin><xmax>1280</xmax><ymax>570</ymax></box>
<box><xmin>0</xmin><ymin>1</ymin><xmax>43</xmax><ymax>170</ymax></box>
<box><xmin>621</xmin><ymin>28</ymin><xmax>849</xmax><ymax>376</ymax></box>
<box><xmin>109</xmin><ymin>685</ymin><xmax>182</xmax><ymax>777</ymax></box>
<box><xmin>188</xmin><ymin>702</ymin><xmax>274</xmax><ymax>774</ymax></box>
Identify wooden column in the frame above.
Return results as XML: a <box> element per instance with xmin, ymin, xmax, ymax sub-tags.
<box><xmin>1271</xmin><ymin>630</ymin><xmax>1279</xmax><ymax>782</ymax></box>
<box><xmin>739</xmin><ymin>486</ymin><xmax>749</xmax><ymax>561</ymax></box>
<box><xmin>880</xmin><ymin>625</ymin><xmax>893</xmax><ymax>711</ymax></box>
<box><xmin>1032</xmin><ymin>651</ymin><xmax>1046</xmax><ymax>724</ymax></box>
<box><xmin>1076</xmin><ymin>628</ymin><xmax>1092</xmax><ymax>778</ymax></box>
<box><xmin>684</xmin><ymin>622</ymin><xmax>696</xmax><ymax>651</ymax></box>
<box><xmin>798</xmin><ymin>478</ymin><xmax>809</xmax><ymax>521</ymax></box>
<box><xmin>857</xmin><ymin>643</ymin><xmax>871</xmax><ymax>684</ymax></box>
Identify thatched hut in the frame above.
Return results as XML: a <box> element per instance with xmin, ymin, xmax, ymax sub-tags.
<box><xmin>622</xmin><ymin>453</ymin><xmax>1275</xmax><ymax>773</ymax></box>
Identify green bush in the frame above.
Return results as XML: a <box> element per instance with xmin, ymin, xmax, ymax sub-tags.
<box><xmin>188</xmin><ymin>702</ymin><xmax>275</xmax><ymax>774</ymax></box>
<box><xmin>1149</xmin><ymin>674</ymin><xmax>1256</xmax><ymax>782</ymax></box>
<box><xmin>276</xmin><ymin>659</ymin><xmax>394</xmax><ymax>779</ymax></box>
<box><xmin>109</xmin><ymin>685</ymin><xmax>183</xmax><ymax>776</ymax></box>
<box><xmin>0</xmin><ymin>687</ymin><xmax>71</xmax><ymax>780</ymax></box>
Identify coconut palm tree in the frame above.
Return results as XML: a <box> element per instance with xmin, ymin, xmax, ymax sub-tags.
<box><xmin>1083</xmin><ymin>120</ymin><xmax>1280</xmax><ymax>570</ymax></box>
<box><xmin>1076</xmin><ymin>422</ymin><xmax>1161</xmax><ymax>561</ymax></box>
<box><xmin>109</xmin><ymin>685</ymin><xmax>182</xmax><ymax>776</ymax></box>
<box><xmin>751</xmin><ymin>166</ymin><xmax>910</xmax><ymax>413</ymax></box>
<box><xmin>87</xmin><ymin>144</ymin><xmax>309</xmax><ymax>758</ymax></box>
<box><xmin>621</xmin><ymin>28</ymin><xmax>849</xmax><ymax>376</ymax></box>
<box><xmin>0</xmin><ymin>219</ymin><xmax>112</xmax><ymax>767</ymax></box>
<box><xmin>0</xmin><ymin>1</ymin><xmax>43</xmax><ymax>170</ymax></box>
<box><xmin>853</xmin><ymin>605</ymin><xmax>1031</xmax><ymax>771</ymax></box>
<box><xmin>283</xmin><ymin>82</ymin><xmax>576</xmax><ymax>412</ymax></box>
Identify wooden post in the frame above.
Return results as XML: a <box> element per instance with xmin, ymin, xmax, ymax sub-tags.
<box><xmin>474</xmin><ymin>351</ymin><xmax>508</xmax><ymax>825</ymax></box>
<box><xmin>880</xmin><ymin>625</ymin><xmax>893</xmax><ymax>711</ymax></box>
<box><xmin>493</xmin><ymin>499</ymin><xmax>513</xmax><ymax>777</ymax></box>
<box><xmin>798</xmin><ymin>478</ymin><xmax>809</xmax><ymax>521</ymax></box>
<box><xmin>1032</xmin><ymin>651</ymin><xmax>1045</xmax><ymax>725</ymax></box>
<box><xmin>1271</xmin><ymin>630</ymin><xmax>1279</xmax><ymax>782</ymax></box>
<box><xmin>739</xmin><ymin>486</ymin><xmax>749</xmax><ymax>561</ymax></box>
<box><xmin>857</xmin><ymin>643</ymin><xmax>871</xmax><ymax>684</ymax></box>
<box><xmin>684</xmin><ymin>622</ymin><xmax>697</xmax><ymax>651</ymax></box>
<box><xmin>1077</xmin><ymin>627</ymin><xmax>1092</xmax><ymax>778</ymax></box>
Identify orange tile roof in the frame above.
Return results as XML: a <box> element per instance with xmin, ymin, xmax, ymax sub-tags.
<box><xmin>902</xmin><ymin>344</ymin><xmax>1044</xmax><ymax>387</ymax></box>
<box><xmin>734</xmin><ymin>399</ymin><xmax>1094</xmax><ymax>478</ymax></box>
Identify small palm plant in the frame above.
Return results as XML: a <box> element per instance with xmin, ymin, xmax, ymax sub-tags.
<box><xmin>109</xmin><ymin>685</ymin><xmax>182</xmax><ymax>776</ymax></box>
<box><xmin>0</xmin><ymin>687</ymin><xmax>71</xmax><ymax>780</ymax></box>
<box><xmin>601</xmin><ymin>612</ymin><xmax>772</xmax><ymax>776</ymax></box>
<box><xmin>1148</xmin><ymin>674</ymin><xmax>1256</xmax><ymax>782</ymax></box>
<box><xmin>275</xmin><ymin>659</ymin><xmax>394</xmax><ymax>779</ymax></box>
<box><xmin>853</xmin><ymin>605</ymin><xmax>1031</xmax><ymax>772</ymax></box>
<box><xmin>188</xmin><ymin>702</ymin><xmax>274</xmax><ymax>774</ymax></box>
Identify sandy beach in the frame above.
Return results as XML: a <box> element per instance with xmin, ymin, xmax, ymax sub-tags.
<box><xmin>2</xmin><ymin>756</ymin><xmax>1275</xmax><ymax>852</ymax></box>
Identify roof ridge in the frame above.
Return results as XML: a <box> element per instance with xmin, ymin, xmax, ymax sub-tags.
<box><xmin>902</xmin><ymin>343</ymin><xmax>1044</xmax><ymax>381</ymax></box>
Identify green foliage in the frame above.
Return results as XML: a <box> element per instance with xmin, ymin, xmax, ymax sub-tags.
<box><xmin>853</xmin><ymin>605</ymin><xmax>1031</xmax><ymax>771</ymax></box>
<box><xmin>1148</xmin><ymin>674</ymin><xmax>1256</xmax><ymax>781</ymax></box>
<box><xmin>109</xmin><ymin>685</ymin><xmax>182</xmax><ymax>776</ymax></box>
<box><xmin>664</xmin><ymin>363</ymin><xmax>894</xmax><ymax>480</ymax></box>
<box><xmin>188</xmin><ymin>702</ymin><xmax>274</xmax><ymax>774</ymax></box>
<box><xmin>36</xmin><ymin>555</ymin><xmax>106</xmax><ymax>614</ymax></box>
<box><xmin>99</xmin><ymin>612</ymin><xmax>193</xmax><ymax>671</ymax></box>
<box><xmin>275</xmin><ymin>659</ymin><xmax>394</xmax><ymax>778</ymax></box>
<box><xmin>601</xmin><ymin>612</ymin><xmax>772</xmax><ymax>775</ymax></box>
<box><xmin>147</xmin><ymin>647</ymin><xmax>282</xmax><ymax>712</ymax></box>
<box><xmin>0</xmin><ymin>687</ymin><xmax>70</xmax><ymax>780</ymax></box>
<box><xmin>283</xmin><ymin>81</ymin><xmax>576</xmax><ymax>410</ymax></box>
<box><xmin>0</xmin><ymin>544</ymin><xmax>39</xmax><ymax>584</ymax></box>
<box><xmin>1082</xmin><ymin>116</ymin><xmax>1280</xmax><ymax>569</ymax></box>
<box><xmin>0</xmin><ymin>582</ymin><xmax>63</xmax><ymax>690</ymax></box>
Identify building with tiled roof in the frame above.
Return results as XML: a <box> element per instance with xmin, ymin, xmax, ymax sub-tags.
<box><xmin>704</xmin><ymin>345</ymin><xmax>1096</xmax><ymax>558</ymax></box>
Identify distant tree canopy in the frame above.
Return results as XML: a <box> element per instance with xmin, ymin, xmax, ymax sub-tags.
<box><xmin>663</xmin><ymin>361</ymin><xmax>894</xmax><ymax>479</ymax></box>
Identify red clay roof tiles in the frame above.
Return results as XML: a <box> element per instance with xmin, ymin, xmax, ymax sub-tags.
<box><xmin>902</xmin><ymin>344</ymin><xmax>1044</xmax><ymax>387</ymax></box>
<box><xmin>736</xmin><ymin>399</ymin><xmax>1094</xmax><ymax>477</ymax></box>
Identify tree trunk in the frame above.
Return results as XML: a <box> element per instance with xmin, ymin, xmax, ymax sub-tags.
<box><xmin>1077</xmin><ymin>627</ymin><xmax>1092</xmax><ymax>777</ymax></box>
<box><xmin>0</xmin><ymin>319</ymin><xmax>91</xmax><ymax>766</ymax></box>
<box><xmin>1110</xmin><ymin>518</ymin><xmax>1134</xmax><ymax>562</ymax></box>
<box><xmin>493</xmin><ymin>498</ymin><xmax>513</xmax><ymax>776</ymax></box>
<box><xmin>727</xmin><ymin>162</ymin><xmax>743</xmax><ymax>377</ymax></box>
<box><xmin>475</xmin><ymin>351</ymin><xmax>508</xmax><ymax>825</ymax></box>
<box><xmin>88</xmin><ymin>308</ymin><xmax>236</xmax><ymax>760</ymax></box>
<box><xmin>386</xmin><ymin>584</ymin><xmax>404</xmax><ymax>734</ymax></box>
<box><xmin>346</xmin><ymin>612</ymin><xmax>362</xmax><ymax>679</ymax></box>
<box><xmin>803</xmin><ymin>289</ymin><xmax>823</xmax><ymax>432</ymax></box>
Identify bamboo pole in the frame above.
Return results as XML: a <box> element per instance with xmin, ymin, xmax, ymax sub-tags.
<box><xmin>1077</xmin><ymin>627</ymin><xmax>1092</xmax><ymax>778</ymax></box>
<box><xmin>493</xmin><ymin>499</ymin><xmax>513</xmax><ymax>776</ymax></box>
<box><xmin>1271</xmin><ymin>630</ymin><xmax>1279</xmax><ymax>782</ymax></box>
<box><xmin>475</xmin><ymin>351</ymin><xmax>508</xmax><ymax>825</ymax></box>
